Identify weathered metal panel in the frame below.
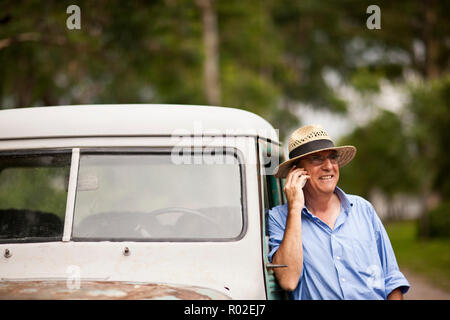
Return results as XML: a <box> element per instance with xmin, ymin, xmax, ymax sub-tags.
<box><xmin>0</xmin><ymin>137</ymin><xmax>266</xmax><ymax>299</ymax></box>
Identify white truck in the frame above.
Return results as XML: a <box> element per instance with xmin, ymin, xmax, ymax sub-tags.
<box><xmin>0</xmin><ymin>105</ymin><xmax>287</xmax><ymax>299</ymax></box>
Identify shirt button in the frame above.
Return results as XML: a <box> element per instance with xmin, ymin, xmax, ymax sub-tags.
<box><xmin>336</xmin><ymin>256</ymin><xmax>341</xmax><ymax>260</ymax></box>
<box><xmin>341</xmin><ymin>278</ymin><xmax>346</xmax><ymax>282</ymax></box>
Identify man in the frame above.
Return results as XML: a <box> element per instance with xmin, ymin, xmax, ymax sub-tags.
<box><xmin>268</xmin><ymin>124</ymin><xmax>410</xmax><ymax>300</ymax></box>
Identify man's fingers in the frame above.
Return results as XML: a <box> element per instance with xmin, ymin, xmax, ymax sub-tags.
<box><xmin>286</xmin><ymin>165</ymin><xmax>301</xmax><ymax>185</ymax></box>
<box><xmin>298</xmin><ymin>174</ymin><xmax>310</xmax><ymax>189</ymax></box>
<box><xmin>285</xmin><ymin>165</ymin><xmax>296</xmax><ymax>185</ymax></box>
<box><xmin>287</xmin><ymin>168</ymin><xmax>309</xmax><ymax>191</ymax></box>
<box><xmin>293</xmin><ymin>173</ymin><xmax>309</xmax><ymax>187</ymax></box>
<box><xmin>291</xmin><ymin>170</ymin><xmax>308</xmax><ymax>183</ymax></box>
<box><xmin>285</xmin><ymin>165</ymin><xmax>309</xmax><ymax>191</ymax></box>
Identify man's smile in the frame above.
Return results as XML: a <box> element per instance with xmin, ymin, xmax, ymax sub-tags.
<box><xmin>318</xmin><ymin>175</ymin><xmax>334</xmax><ymax>180</ymax></box>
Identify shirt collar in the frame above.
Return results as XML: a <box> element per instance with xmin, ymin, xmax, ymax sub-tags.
<box><xmin>335</xmin><ymin>186</ymin><xmax>353</xmax><ymax>213</ymax></box>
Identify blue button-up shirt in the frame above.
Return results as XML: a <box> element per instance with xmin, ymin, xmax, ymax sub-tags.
<box><xmin>268</xmin><ymin>187</ymin><xmax>410</xmax><ymax>300</ymax></box>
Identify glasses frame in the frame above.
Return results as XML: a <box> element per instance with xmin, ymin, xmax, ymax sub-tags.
<box><xmin>304</xmin><ymin>151</ymin><xmax>339</xmax><ymax>166</ymax></box>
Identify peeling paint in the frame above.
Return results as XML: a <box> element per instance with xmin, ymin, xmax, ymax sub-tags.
<box><xmin>19</xmin><ymin>288</ymin><xmax>38</xmax><ymax>294</ymax></box>
<box><xmin>87</xmin><ymin>289</ymin><xmax>127</xmax><ymax>298</ymax></box>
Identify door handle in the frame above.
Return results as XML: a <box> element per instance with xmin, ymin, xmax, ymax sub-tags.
<box><xmin>266</xmin><ymin>263</ymin><xmax>288</xmax><ymax>269</ymax></box>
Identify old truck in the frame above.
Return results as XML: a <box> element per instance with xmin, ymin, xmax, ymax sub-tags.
<box><xmin>0</xmin><ymin>104</ymin><xmax>287</xmax><ymax>299</ymax></box>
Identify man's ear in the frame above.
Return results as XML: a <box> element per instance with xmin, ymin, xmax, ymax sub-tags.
<box><xmin>296</xmin><ymin>158</ymin><xmax>306</xmax><ymax>168</ymax></box>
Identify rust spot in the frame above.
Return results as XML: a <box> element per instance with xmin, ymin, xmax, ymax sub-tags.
<box><xmin>0</xmin><ymin>280</ymin><xmax>231</xmax><ymax>300</ymax></box>
<box><xmin>4</xmin><ymin>249</ymin><xmax>12</xmax><ymax>258</ymax></box>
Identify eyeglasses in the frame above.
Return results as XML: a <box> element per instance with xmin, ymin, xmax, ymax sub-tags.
<box><xmin>305</xmin><ymin>152</ymin><xmax>339</xmax><ymax>165</ymax></box>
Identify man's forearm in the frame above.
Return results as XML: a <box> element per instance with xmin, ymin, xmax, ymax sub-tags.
<box><xmin>387</xmin><ymin>288</ymin><xmax>403</xmax><ymax>300</ymax></box>
<box><xmin>272</xmin><ymin>206</ymin><xmax>303</xmax><ymax>291</ymax></box>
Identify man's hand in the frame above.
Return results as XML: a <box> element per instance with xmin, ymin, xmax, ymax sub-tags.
<box><xmin>284</xmin><ymin>165</ymin><xmax>310</xmax><ymax>211</ymax></box>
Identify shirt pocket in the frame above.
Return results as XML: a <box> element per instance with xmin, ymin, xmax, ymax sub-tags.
<box><xmin>351</xmin><ymin>238</ymin><xmax>385</xmax><ymax>290</ymax></box>
<box><xmin>351</xmin><ymin>238</ymin><xmax>379</xmax><ymax>268</ymax></box>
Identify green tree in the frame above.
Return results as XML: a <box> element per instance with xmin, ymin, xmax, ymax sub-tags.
<box><xmin>407</xmin><ymin>76</ymin><xmax>450</xmax><ymax>199</ymax></box>
<box><xmin>1</xmin><ymin>0</ymin><xmax>448</xmax><ymax>140</ymax></box>
<box><xmin>338</xmin><ymin>110</ymin><xmax>419</xmax><ymax>203</ymax></box>
<box><xmin>406</xmin><ymin>76</ymin><xmax>450</xmax><ymax>237</ymax></box>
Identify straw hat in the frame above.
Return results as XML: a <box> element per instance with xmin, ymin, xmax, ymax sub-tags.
<box><xmin>274</xmin><ymin>124</ymin><xmax>356</xmax><ymax>178</ymax></box>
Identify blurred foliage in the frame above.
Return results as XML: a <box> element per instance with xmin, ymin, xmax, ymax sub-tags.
<box><xmin>406</xmin><ymin>76</ymin><xmax>450</xmax><ymax>199</ymax></box>
<box><xmin>386</xmin><ymin>220</ymin><xmax>450</xmax><ymax>291</ymax></box>
<box><xmin>350</xmin><ymin>67</ymin><xmax>382</xmax><ymax>92</ymax></box>
<box><xmin>1</xmin><ymin>0</ymin><xmax>448</xmax><ymax>140</ymax></box>
<box><xmin>407</xmin><ymin>77</ymin><xmax>450</xmax><ymax>238</ymax></box>
<box><xmin>0</xmin><ymin>0</ymin><xmax>449</xmax><ymax>239</ymax></box>
<box><xmin>338</xmin><ymin>110</ymin><xmax>420</xmax><ymax>199</ymax></box>
<box><xmin>426</xmin><ymin>201</ymin><xmax>450</xmax><ymax>239</ymax></box>
<box><xmin>340</xmin><ymin>76</ymin><xmax>450</xmax><ymax>237</ymax></box>
<box><xmin>0</xmin><ymin>166</ymin><xmax>69</xmax><ymax>219</ymax></box>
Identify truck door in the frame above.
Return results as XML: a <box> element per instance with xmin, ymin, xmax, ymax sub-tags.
<box><xmin>258</xmin><ymin>139</ymin><xmax>287</xmax><ymax>300</ymax></box>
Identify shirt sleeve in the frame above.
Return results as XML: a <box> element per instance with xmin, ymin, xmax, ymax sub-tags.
<box><xmin>371</xmin><ymin>206</ymin><xmax>410</xmax><ymax>296</ymax></box>
<box><xmin>267</xmin><ymin>206</ymin><xmax>286</xmax><ymax>263</ymax></box>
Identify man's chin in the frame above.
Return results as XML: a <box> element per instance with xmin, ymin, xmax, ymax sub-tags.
<box><xmin>317</xmin><ymin>182</ymin><xmax>337</xmax><ymax>194</ymax></box>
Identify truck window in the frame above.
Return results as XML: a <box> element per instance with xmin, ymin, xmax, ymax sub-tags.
<box><xmin>72</xmin><ymin>149</ymin><xmax>245</xmax><ymax>241</ymax></box>
<box><xmin>0</xmin><ymin>151</ymin><xmax>71</xmax><ymax>243</ymax></box>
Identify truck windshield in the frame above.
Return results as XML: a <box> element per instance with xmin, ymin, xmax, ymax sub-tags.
<box><xmin>0</xmin><ymin>152</ymin><xmax>71</xmax><ymax>242</ymax></box>
<box><xmin>72</xmin><ymin>151</ymin><xmax>244</xmax><ymax>241</ymax></box>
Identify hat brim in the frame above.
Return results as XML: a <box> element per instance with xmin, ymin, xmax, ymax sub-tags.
<box><xmin>274</xmin><ymin>145</ymin><xmax>357</xmax><ymax>179</ymax></box>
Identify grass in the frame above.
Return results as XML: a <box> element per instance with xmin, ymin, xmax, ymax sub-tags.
<box><xmin>385</xmin><ymin>220</ymin><xmax>450</xmax><ymax>292</ymax></box>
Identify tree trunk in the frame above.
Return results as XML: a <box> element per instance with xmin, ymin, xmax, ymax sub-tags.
<box><xmin>418</xmin><ymin>187</ymin><xmax>441</xmax><ymax>239</ymax></box>
<box><xmin>196</xmin><ymin>0</ymin><xmax>221</xmax><ymax>105</ymax></box>
<box><xmin>423</xmin><ymin>0</ymin><xmax>439</xmax><ymax>79</ymax></box>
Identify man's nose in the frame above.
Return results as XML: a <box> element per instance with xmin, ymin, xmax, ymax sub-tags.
<box><xmin>321</xmin><ymin>158</ymin><xmax>333</xmax><ymax>169</ymax></box>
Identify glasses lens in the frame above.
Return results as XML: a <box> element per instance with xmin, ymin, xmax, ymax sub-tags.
<box><xmin>308</xmin><ymin>152</ymin><xmax>338</xmax><ymax>164</ymax></box>
<box><xmin>329</xmin><ymin>153</ymin><xmax>339</xmax><ymax>163</ymax></box>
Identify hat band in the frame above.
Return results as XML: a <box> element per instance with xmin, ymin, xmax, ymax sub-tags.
<box><xmin>289</xmin><ymin>139</ymin><xmax>335</xmax><ymax>159</ymax></box>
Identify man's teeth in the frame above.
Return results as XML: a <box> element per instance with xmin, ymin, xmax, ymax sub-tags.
<box><xmin>319</xmin><ymin>175</ymin><xmax>333</xmax><ymax>180</ymax></box>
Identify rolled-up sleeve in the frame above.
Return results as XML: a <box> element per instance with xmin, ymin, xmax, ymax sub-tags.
<box><xmin>267</xmin><ymin>206</ymin><xmax>286</xmax><ymax>263</ymax></box>
<box><xmin>372</xmin><ymin>209</ymin><xmax>410</xmax><ymax>296</ymax></box>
